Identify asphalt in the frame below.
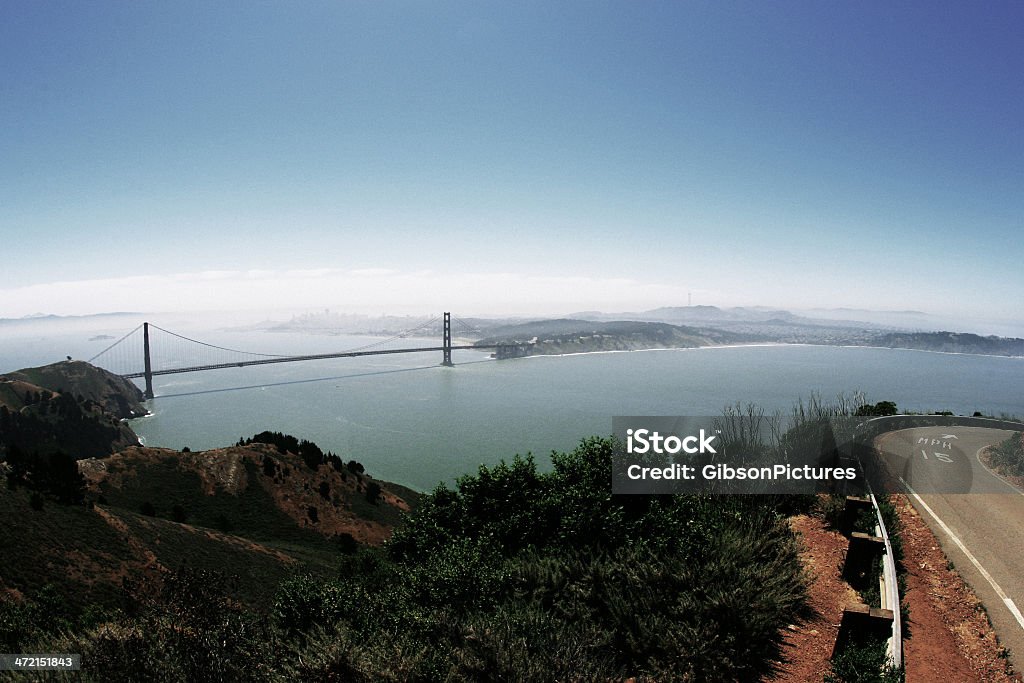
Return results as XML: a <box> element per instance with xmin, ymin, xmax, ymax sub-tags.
<box><xmin>874</xmin><ymin>426</ymin><xmax>1024</xmax><ymax>674</ymax></box>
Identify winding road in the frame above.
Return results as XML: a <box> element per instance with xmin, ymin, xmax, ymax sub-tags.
<box><xmin>873</xmin><ymin>425</ymin><xmax>1024</xmax><ymax>674</ymax></box>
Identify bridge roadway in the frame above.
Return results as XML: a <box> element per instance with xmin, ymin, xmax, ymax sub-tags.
<box><xmin>873</xmin><ymin>426</ymin><xmax>1024</xmax><ymax>673</ymax></box>
<box><xmin>121</xmin><ymin>344</ymin><xmax>498</xmax><ymax>379</ymax></box>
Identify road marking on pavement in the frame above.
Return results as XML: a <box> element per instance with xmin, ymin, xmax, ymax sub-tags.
<box><xmin>899</xmin><ymin>475</ymin><xmax>1024</xmax><ymax>633</ymax></box>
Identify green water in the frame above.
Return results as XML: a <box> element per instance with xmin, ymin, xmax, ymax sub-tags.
<box><xmin>125</xmin><ymin>335</ymin><xmax>1024</xmax><ymax>491</ymax></box>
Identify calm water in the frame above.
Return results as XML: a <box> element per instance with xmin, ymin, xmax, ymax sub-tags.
<box><xmin>4</xmin><ymin>326</ymin><xmax>1022</xmax><ymax>491</ymax></box>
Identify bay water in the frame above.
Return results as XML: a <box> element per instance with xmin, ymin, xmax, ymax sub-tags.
<box><xmin>3</xmin><ymin>326</ymin><xmax>1022</xmax><ymax>491</ymax></box>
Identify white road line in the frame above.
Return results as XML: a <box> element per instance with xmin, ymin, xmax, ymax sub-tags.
<box><xmin>899</xmin><ymin>475</ymin><xmax>1024</xmax><ymax>632</ymax></box>
<box><xmin>974</xmin><ymin>445</ymin><xmax>1024</xmax><ymax>499</ymax></box>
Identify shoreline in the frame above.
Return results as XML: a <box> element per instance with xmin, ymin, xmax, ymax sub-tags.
<box><xmin>507</xmin><ymin>341</ymin><xmax>1024</xmax><ymax>362</ymax></box>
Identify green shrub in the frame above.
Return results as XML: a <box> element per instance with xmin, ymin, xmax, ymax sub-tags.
<box><xmin>827</xmin><ymin>632</ymin><xmax>903</xmax><ymax>683</ymax></box>
<box><xmin>990</xmin><ymin>432</ymin><xmax>1024</xmax><ymax>477</ymax></box>
<box><xmin>273</xmin><ymin>574</ymin><xmax>346</xmax><ymax>635</ymax></box>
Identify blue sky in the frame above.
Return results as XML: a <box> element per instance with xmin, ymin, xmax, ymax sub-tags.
<box><xmin>2</xmin><ymin>2</ymin><xmax>1022</xmax><ymax>322</ymax></box>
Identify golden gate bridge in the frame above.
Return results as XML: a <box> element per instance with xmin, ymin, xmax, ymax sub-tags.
<box><xmin>88</xmin><ymin>312</ymin><xmax>529</xmax><ymax>399</ymax></box>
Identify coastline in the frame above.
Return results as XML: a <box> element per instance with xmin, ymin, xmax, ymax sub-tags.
<box><xmin>508</xmin><ymin>341</ymin><xmax>1024</xmax><ymax>362</ymax></box>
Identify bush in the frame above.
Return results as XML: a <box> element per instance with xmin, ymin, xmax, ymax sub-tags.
<box><xmin>379</xmin><ymin>437</ymin><xmax>808</xmax><ymax>679</ymax></box>
<box><xmin>273</xmin><ymin>574</ymin><xmax>346</xmax><ymax>634</ymax></box>
<box><xmin>990</xmin><ymin>432</ymin><xmax>1024</xmax><ymax>477</ymax></box>
<box><xmin>827</xmin><ymin>633</ymin><xmax>903</xmax><ymax>683</ymax></box>
<box><xmin>364</xmin><ymin>481</ymin><xmax>381</xmax><ymax>504</ymax></box>
<box><xmin>76</xmin><ymin>568</ymin><xmax>276</xmax><ymax>682</ymax></box>
<box><xmin>818</xmin><ymin>494</ymin><xmax>847</xmax><ymax>530</ymax></box>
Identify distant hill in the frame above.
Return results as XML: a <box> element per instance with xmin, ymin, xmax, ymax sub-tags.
<box><xmin>473</xmin><ymin>311</ymin><xmax>1024</xmax><ymax>356</ymax></box>
<box><xmin>640</xmin><ymin>305</ymin><xmax>802</xmax><ymax>324</ymax></box>
<box><xmin>870</xmin><ymin>331</ymin><xmax>1024</xmax><ymax>356</ymax></box>
<box><xmin>477</xmin><ymin>319</ymin><xmax>759</xmax><ymax>355</ymax></box>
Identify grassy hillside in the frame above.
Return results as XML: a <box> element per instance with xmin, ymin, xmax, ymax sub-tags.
<box><xmin>0</xmin><ymin>485</ymin><xmax>302</xmax><ymax>610</ymax></box>
<box><xmin>83</xmin><ymin>444</ymin><xmax>416</xmax><ymax>544</ymax></box>
<box><xmin>2</xmin><ymin>440</ymin><xmax>419</xmax><ymax>615</ymax></box>
<box><xmin>0</xmin><ymin>389</ymin><xmax>139</xmax><ymax>461</ymax></box>
<box><xmin>1</xmin><ymin>361</ymin><xmax>146</xmax><ymax>463</ymax></box>
<box><xmin>1</xmin><ymin>360</ymin><xmax>147</xmax><ymax>419</ymax></box>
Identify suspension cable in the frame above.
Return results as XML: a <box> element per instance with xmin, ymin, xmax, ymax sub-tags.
<box><xmin>340</xmin><ymin>316</ymin><xmax>442</xmax><ymax>352</ymax></box>
<box><xmin>451</xmin><ymin>316</ymin><xmax>481</xmax><ymax>334</ymax></box>
<box><xmin>93</xmin><ymin>316</ymin><xmax>448</xmax><ymax>372</ymax></box>
<box><xmin>148</xmin><ymin>324</ymin><xmax>295</xmax><ymax>358</ymax></box>
<box><xmin>87</xmin><ymin>324</ymin><xmax>143</xmax><ymax>363</ymax></box>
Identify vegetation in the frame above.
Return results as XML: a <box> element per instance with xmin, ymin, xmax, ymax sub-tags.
<box><xmin>3</xmin><ymin>393</ymin><xmax>941</xmax><ymax>681</ymax></box>
<box><xmin>4</xmin><ymin>443</ymin><xmax>86</xmax><ymax>504</ymax></box>
<box><xmin>243</xmin><ymin>430</ymin><xmax>351</xmax><ymax>473</ymax></box>
<box><xmin>989</xmin><ymin>432</ymin><xmax>1024</xmax><ymax>477</ymax></box>
<box><xmin>826</xmin><ymin>630</ymin><xmax>904</xmax><ymax>683</ymax></box>
<box><xmin>1</xmin><ymin>360</ymin><xmax>147</xmax><ymax>418</ymax></box>
<box><xmin>0</xmin><ymin>393</ymin><xmax>136</xmax><ymax>461</ymax></box>
<box><xmin>856</xmin><ymin>400</ymin><xmax>898</xmax><ymax>417</ymax></box>
<box><xmin>3</xmin><ymin>436</ymin><xmax>814</xmax><ymax>682</ymax></box>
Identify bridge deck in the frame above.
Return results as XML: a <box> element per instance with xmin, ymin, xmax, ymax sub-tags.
<box><xmin>121</xmin><ymin>345</ymin><xmax>500</xmax><ymax>378</ymax></box>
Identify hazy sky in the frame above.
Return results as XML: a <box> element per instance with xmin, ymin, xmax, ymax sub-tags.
<box><xmin>2</xmin><ymin>2</ymin><xmax>1022</xmax><ymax>321</ymax></box>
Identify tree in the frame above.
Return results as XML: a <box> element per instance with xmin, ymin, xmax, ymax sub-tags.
<box><xmin>365</xmin><ymin>481</ymin><xmax>382</xmax><ymax>505</ymax></box>
<box><xmin>262</xmin><ymin>457</ymin><xmax>277</xmax><ymax>477</ymax></box>
<box><xmin>46</xmin><ymin>451</ymin><xmax>86</xmax><ymax>504</ymax></box>
<box><xmin>855</xmin><ymin>400</ymin><xmax>898</xmax><ymax>417</ymax></box>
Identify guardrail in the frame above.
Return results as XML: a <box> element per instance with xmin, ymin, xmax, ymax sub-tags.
<box><xmin>843</xmin><ymin>418</ymin><xmax>905</xmax><ymax>669</ymax></box>
<box><xmin>834</xmin><ymin>493</ymin><xmax>902</xmax><ymax>671</ymax></box>
<box><xmin>869</xmin><ymin>491</ymin><xmax>902</xmax><ymax>669</ymax></box>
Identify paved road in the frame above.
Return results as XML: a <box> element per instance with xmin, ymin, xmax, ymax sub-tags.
<box><xmin>874</xmin><ymin>426</ymin><xmax>1024</xmax><ymax>673</ymax></box>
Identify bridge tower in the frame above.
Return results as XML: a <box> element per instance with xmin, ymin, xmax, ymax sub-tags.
<box><xmin>442</xmin><ymin>312</ymin><xmax>454</xmax><ymax>367</ymax></box>
<box><xmin>143</xmin><ymin>322</ymin><xmax>154</xmax><ymax>399</ymax></box>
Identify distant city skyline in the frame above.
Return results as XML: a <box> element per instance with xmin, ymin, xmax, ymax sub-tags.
<box><xmin>2</xmin><ymin>3</ymin><xmax>1022</xmax><ymax>324</ymax></box>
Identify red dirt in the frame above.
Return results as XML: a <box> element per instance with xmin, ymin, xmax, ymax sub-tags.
<box><xmin>772</xmin><ymin>513</ymin><xmax>859</xmax><ymax>682</ymax></box>
<box><xmin>772</xmin><ymin>500</ymin><xmax>1020</xmax><ymax>683</ymax></box>
<box><xmin>895</xmin><ymin>494</ymin><xmax>1021</xmax><ymax>682</ymax></box>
